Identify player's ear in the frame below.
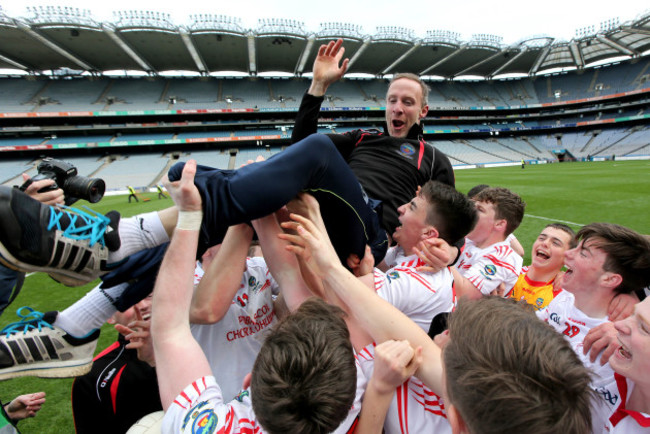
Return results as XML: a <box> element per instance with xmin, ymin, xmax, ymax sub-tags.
<box><xmin>602</xmin><ymin>272</ymin><xmax>622</xmax><ymax>291</ymax></box>
<box><xmin>423</xmin><ymin>226</ymin><xmax>439</xmax><ymax>240</ymax></box>
<box><xmin>447</xmin><ymin>404</ymin><xmax>469</xmax><ymax>434</ymax></box>
<box><xmin>419</xmin><ymin>103</ymin><xmax>429</xmax><ymax>120</ymax></box>
<box><xmin>242</xmin><ymin>372</ymin><xmax>252</xmax><ymax>390</ymax></box>
<box><xmin>494</xmin><ymin>218</ymin><xmax>507</xmax><ymax>233</ymax></box>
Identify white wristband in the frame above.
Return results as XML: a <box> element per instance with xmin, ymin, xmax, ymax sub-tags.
<box><xmin>176</xmin><ymin>210</ymin><xmax>203</xmax><ymax>231</ymax></box>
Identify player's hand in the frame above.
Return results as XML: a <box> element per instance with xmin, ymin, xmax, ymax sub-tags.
<box><xmin>415</xmin><ymin>238</ymin><xmax>451</xmax><ymax>273</ymax></box>
<box><xmin>608</xmin><ymin>292</ymin><xmax>638</xmax><ymax>321</ymax></box>
<box><xmin>370</xmin><ymin>340</ymin><xmax>422</xmax><ymax>394</ymax></box>
<box><xmin>21</xmin><ymin>173</ymin><xmax>64</xmax><ymax>205</ymax></box>
<box><xmin>582</xmin><ymin>321</ymin><xmax>618</xmax><ymax>365</ymax></box>
<box><xmin>279</xmin><ymin>194</ymin><xmax>337</xmax><ymax>278</ymax></box>
<box><xmin>163</xmin><ymin>159</ymin><xmax>202</xmax><ymax>212</ymax></box>
<box><xmin>309</xmin><ymin>39</ymin><xmax>349</xmax><ymax>96</ymax></box>
<box><xmin>490</xmin><ymin>283</ymin><xmax>507</xmax><ymax>297</ymax></box>
<box><xmin>347</xmin><ymin>245</ymin><xmax>375</xmax><ymax>277</ymax></box>
<box><xmin>4</xmin><ymin>392</ymin><xmax>46</xmax><ymax>421</ymax></box>
<box><xmin>115</xmin><ymin>306</ymin><xmax>155</xmax><ymax>366</ymax></box>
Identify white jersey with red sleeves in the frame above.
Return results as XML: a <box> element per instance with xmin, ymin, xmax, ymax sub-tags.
<box><xmin>536</xmin><ymin>290</ymin><xmax>619</xmax><ymax>414</ymax></box>
<box><xmin>190</xmin><ymin>257</ymin><xmax>279</xmax><ymax>401</ymax></box>
<box><xmin>456</xmin><ymin>239</ymin><xmax>522</xmax><ymax>296</ymax></box>
<box><xmin>163</xmin><ymin>355</ymin><xmax>368</xmax><ymax>434</ymax></box>
<box><xmin>601</xmin><ymin>374</ymin><xmax>650</xmax><ymax>433</ymax></box>
<box><xmin>357</xmin><ymin>344</ymin><xmax>451</xmax><ymax>434</ymax></box>
<box><xmin>375</xmin><ymin>247</ymin><xmax>455</xmax><ymax>332</ymax></box>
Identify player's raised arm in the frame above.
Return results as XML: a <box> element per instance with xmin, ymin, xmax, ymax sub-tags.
<box><xmin>151</xmin><ymin>160</ymin><xmax>212</xmax><ymax>410</ymax></box>
<box><xmin>279</xmin><ymin>196</ymin><xmax>445</xmax><ymax>395</ymax></box>
<box><xmin>308</xmin><ymin>39</ymin><xmax>349</xmax><ymax>97</ymax></box>
<box><xmin>190</xmin><ymin>224</ymin><xmax>253</xmax><ymax>324</ymax></box>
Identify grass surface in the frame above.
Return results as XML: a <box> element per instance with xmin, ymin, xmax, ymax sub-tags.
<box><xmin>1</xmin><ymin>159</ymin><xmax>649</xmax><ymax>433</ymax></box>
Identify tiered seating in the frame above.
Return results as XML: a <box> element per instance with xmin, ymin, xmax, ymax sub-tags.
<box><xmin>105</xmin><ymin>79</ymin><xmax>167</xmax><ymax>110</ymax></box>
<box><xmin>0</xmin><ymin>78</ymin><xmax>51</xmax><ymax>111</ymax></box>
<box><xmin>35</xmin><ymin>79</ymin><xmax>108</xmax><ymax>112</ymax></box>
<box><xmin>269</xmin><ymin>79</ymin><xmax>306</xmax><ymax>109</ymax></box>
<box><xmin>95</xmin><ymin>154</ymin><xmax>168</xmax><ymax>190</ymax></box>
<box><xmin>223</xmin><ymin>79</ymin><xmax>271</xmax><ymax>109</ymax></box>
<box><xmin>186</xmin><ymin>150</ymin><xmax>233</xmax><ymax>169</ymax></box>
<box><xmin>0</xmin><ymin>157</ymin><xmax>35</xmax><ymax>184</ymax></box>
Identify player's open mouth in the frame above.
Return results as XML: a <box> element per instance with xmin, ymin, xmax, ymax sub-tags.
<box><xmin>617</xmin><ymin>339</ymin><xmax>632</xmax><ymax>360</ymax></box>
<box><xmin>392</xmin><ymin>120</ymin><xmax>405</xmax><ymax>128</ymax></box>
<box><xmin>142</xmin><ymin>313</ymin><xmax>151</xmax><ymax>321</ymax></box>
<box><xmin>535</xmin><ymin>249</ymin><xmax>550</xmax><ymax>260</ymax></box>
<box><xmin>564</xmin><ymin>265</ymin><xmax>573</xmax><ymax>276</ymax></box>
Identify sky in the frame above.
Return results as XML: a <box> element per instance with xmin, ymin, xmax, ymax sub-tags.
<box><xmin>3</xmin><ymin>0</ymin><xmax>649</xmax><ymax>45</ymax></box>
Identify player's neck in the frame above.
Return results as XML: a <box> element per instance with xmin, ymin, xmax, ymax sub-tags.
<box><xmin>526</xmin><ymin>265</ymin><xmax>560</xmax><ymax>284</ymax></box>
<box><xmin>628</xmin><ymin>382</ymin><xmax>650</xmax><ymax>415</ymax></box>
<box><xmin>571</xmin><ymin>288</ymin><xmax>612</xmax><ymax>319</ymax></box>
<box><xmin>473</xmin><ymin>232</ymin><xmax>507</xmax><ymax>250</ymax></box>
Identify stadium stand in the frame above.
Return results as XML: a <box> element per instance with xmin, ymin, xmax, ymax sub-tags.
<box><xmin>95</xmin><ymin>154</ymin><xmax>169</xmax><ymax>190</ymax></box>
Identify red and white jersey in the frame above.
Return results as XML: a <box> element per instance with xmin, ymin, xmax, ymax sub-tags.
<box><xmin>357</xmin><ymin>344</ymin><xmax>451</xmax><ymax>434</ymax></box>
<box><xmin>456</xmin><ymin>239</ymin><xmax>522</xmax><ymax>296</ymax></box>
<box><xmin>537</xmin><ymin>290</ymin><xmax>619</xmax><ymax>414</ymax></box>
<box><xmin>190</xmin><ymin>257</ymin><xmax>278</xmax><ymax>401</ymax></box>
<box><xmin>163</xmin><ymin>356</ymin><xmax>367</xmax><ymax>434</ymax></box>
<box><xmin>601</xmin><ymin>374</ymin><xmax>650</xmax><ymax>433</ymax></box>
<box><xmin>375</xmin><ymin>247</ymin><xmax>455</xmax><ymax>332</ymax></box>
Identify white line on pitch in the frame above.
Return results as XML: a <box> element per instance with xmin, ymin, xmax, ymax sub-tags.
<box><xmin>525</xmin><ymin>214</ymin><xmax>584</xmax><ymax>227</ymax></box>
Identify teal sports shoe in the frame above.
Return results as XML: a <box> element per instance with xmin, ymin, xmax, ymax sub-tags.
<box><xmin>0</xmin><ymin>307</ymin><xmax>99</xmax><ymax>380</ymax></box>
<box><xmin>0</xmin><ymin>186</ymin><xmax>120</xmax><ymax>286</ymax></box>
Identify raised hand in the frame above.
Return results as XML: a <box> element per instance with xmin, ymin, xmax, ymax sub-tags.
<box><xmin>309</xmin><ymin>39</ymin><xmax>349</xmax><ymax>96</ymax></box>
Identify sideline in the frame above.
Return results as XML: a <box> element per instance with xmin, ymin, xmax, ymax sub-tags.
<box><xmin>525</xmin><ymin>214</ymin><xmax>584</xmax><ymax>227</ymax></box>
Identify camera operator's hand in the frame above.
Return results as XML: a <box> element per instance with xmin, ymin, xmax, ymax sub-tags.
<box><xmin>21</xmin><ymin>173</ymin><xmax>64</xmax><ymax>206</ymax></box>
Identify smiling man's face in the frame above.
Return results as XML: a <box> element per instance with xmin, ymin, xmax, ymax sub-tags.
<box><xmin>385</xmin><ymin>78</ymin><xmax>428</xmax><ymax>138</ymax></box>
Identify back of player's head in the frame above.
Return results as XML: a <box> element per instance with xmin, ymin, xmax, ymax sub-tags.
<box><xmin>473</xmin><ymin>187</ymin><xmax>526</xmax><ymax>236</ymax></box>
<box><xmin>389</xmin><ymin>73</ymin><xmax>430</xmax><ymax>107</ymax></box>
<box><xmin>250</xmin><ymin>297</ymin><xmax>356</xmax><ymax>434</ymax></box>
<box><xmin>444</xmin><ymin>297</ymin><xmax>594</xmax><ymax>434</ymax></box>
<box><xmin>576</xmin><ymin>222</ymin><xmax>650</xmax><ymax>294</ymax></box>
<box><xmin>544</xmin><ymin>223</ymin><xmax>577</xmax><ymax>248</ymax></box>
<box><xmin>420</xmin><ymin>181</ymin><xmax>477</xmax><ymax>246</ymax></box>
<box><xmin>467</xmin><ymin>184</ymin><xmax>490</xmax><ymax>199</ymax></box>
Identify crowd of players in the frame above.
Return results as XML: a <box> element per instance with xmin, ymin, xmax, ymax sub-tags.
<box><xmin>0</xmin><ymin>39</ymin><xmax>649</xmax><ymax>434</ymax></box>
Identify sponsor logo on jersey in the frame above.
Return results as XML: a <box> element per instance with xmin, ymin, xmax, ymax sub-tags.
<box><xmin>399</xmin><ymin>143</ymin><xmax>415</xmax><ymax>157</ymax></box>
<box><xmin>596</xmin><ymin>386</ymin><xmax>619</xmax><ymax>406</ymax></box>
<box><xmin>479</xmin><ymin>264</ymin><xmax>497</xmax><ymax>279</ymax></box>
<box><xmin>549</xmin><ymin>312</ymin><xmax>561</xmax><ymax>325</ymax></box>
<box><xmin>100</xmin><ymin>367</ymin><xmax>117</xmax><ymax>388</ymax></box>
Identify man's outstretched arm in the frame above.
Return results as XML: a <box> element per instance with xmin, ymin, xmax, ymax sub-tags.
<box><xmin>292</xmin><ymin>39</ymin><xmax>349</xmax><ymax>143</ymax></box>
<box><xmin>279</xmin><ymin>197</ymin><xmax>445</xmax><ymax>395</ymax></box>
<box><xmin>151</xmin><ymin>160</ymin><xmax>212</xmax><ymax>410</ymax></box>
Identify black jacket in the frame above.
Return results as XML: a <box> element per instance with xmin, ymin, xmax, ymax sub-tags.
<box><xmin>292</xmin><ymin>92</ymin><xmax>455</xmax><ymax>235</ymax></box>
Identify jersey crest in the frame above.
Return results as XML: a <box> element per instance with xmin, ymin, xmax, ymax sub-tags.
<box><xmin>182</xmin><ymin>401</ymin><xmax>218</xmax><ymax>433</ymax></box>
<box><xmin>480</xmin><ymin>264</ymin><xmax>497</xmax><ymax>279</ymax></box>
<box><xmin>399</xmin><ymin>143</ymin><xmax>416</xmax><ymax>157</ymax></box>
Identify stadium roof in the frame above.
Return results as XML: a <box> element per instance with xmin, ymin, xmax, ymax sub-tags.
<box><xmin>1</xmin><ymin>6</ymin><xmax>649</xmax><ymax>78</ymax></box>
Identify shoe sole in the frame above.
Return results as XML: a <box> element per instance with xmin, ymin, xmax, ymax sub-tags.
<box><xmin>0</xmin><ymin>243</ymin><xmax>93</xmax><ymax>287</ymax></box>
<box><xmin>0</xmin><ymin>359</ymin><xmax>93</xmax><ymax>380</ymax></box>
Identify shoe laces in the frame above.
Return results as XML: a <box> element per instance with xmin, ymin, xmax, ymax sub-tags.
<box><xmin>48</xmin><ymin>205</ymin><xmax>110</xmax><ymax>248</ymax></box>
<box><xmin>1</xmin><ymin>307</ymin><xmax>54</xmax><ymax>337</ymax></box>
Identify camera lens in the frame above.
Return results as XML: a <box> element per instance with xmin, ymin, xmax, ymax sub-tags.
<box><xmin>63</xmin><ymin>176</ymin><xmax>106</xmax><ymax>203</ymax></box>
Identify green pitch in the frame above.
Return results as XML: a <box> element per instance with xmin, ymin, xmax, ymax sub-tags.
<box><xmin>1</xmin><ymin>159</ymin><xmax>649</xmax><ymax>433</ymax></box>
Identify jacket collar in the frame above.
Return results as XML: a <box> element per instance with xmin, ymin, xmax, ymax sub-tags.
<box><xmin>381</xmin><ymin>122</ymin><xmax>424</xmax><ymax>140</ymax></box>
